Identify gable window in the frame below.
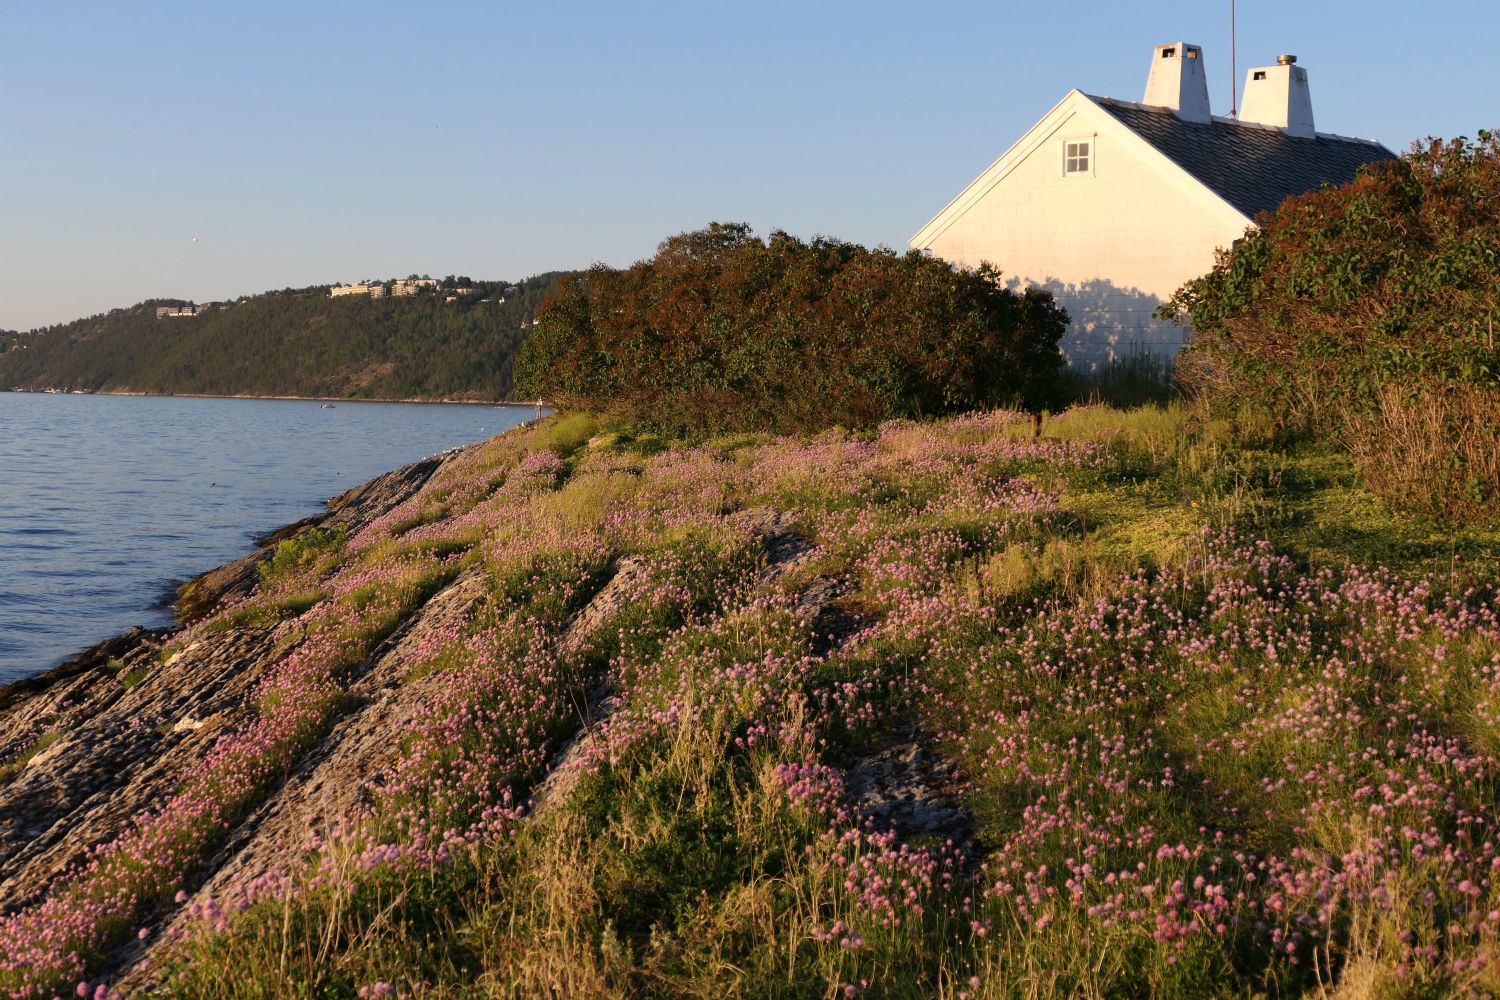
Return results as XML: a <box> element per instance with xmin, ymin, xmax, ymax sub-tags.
<box><xmin>1063</xmin><ymin>138</ymin><xmax>1092</xmax><ymax>175</ymax></box>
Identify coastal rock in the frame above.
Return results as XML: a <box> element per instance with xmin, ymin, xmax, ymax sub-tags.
<box><xmin>844</xmin><ymin>735</ymin><xmax>970</xmax><ymax>840</ymax></box>
<box><xmin>0</xmin><ymin>447</ymin><xmax>471</xmax><ymax>916</ymax></box>
<box><xmin>174</xmin><ymin>452</ymin><xmax>453</xmax><ymax>622</ymax></box>
<box><xmin>0</xmin><ymin>624</ymin><xmax>291</xmax><ymax>911</ymax></box>
<box><xmin>190</xmin><ymin>564</ymin><xmax>492</xmax><ymax>886</ymax></box>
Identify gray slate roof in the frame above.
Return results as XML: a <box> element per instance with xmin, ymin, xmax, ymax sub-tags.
<box><xmin>1092</xmin><ymin>97</ymin><xmax>1398</xmax><ymax>220</ymax></box>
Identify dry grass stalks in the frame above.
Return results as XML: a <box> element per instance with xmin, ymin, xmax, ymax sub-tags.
<box><xmin>1340</xmin><ymin>382</ymin><xmax>1500</xmax><ymax>524</ymax></box>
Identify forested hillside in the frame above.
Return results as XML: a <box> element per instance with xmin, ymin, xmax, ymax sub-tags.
<box><xmin>0</xmin><ymin>273</ymin><xmax>565</xmax><ymax>401</ymax></box>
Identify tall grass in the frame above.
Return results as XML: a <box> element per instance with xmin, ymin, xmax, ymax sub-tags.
<box><xmin>1340</xmin><ymin>382</ymin><xmax>1500</xmax><ymax>522</ymax></box>
<box><xmin>9</xmin><ymin>407</ymin><xmax>1498</xmax><ymax>999</ymax></box>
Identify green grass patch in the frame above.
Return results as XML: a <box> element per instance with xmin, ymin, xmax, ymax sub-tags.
<box><xmin>0</xmin><ymin>731</ymin><xmax>63</xmax><ymax>784</ymax></box>
<box><xmin>257</xmin><ymin>524</ymin><xmax>348</xmax><ymax>587</ymax></box>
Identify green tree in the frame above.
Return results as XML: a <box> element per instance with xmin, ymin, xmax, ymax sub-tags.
<box><xmin>514</xmin><ymin>223</ymin><xmax>1067</xmax><ymax>433</ymax></box>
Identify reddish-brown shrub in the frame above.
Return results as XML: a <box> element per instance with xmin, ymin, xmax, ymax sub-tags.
<box><xmin>513</xmin><ymin>224</ymin><xmax>1068</xmax><ymax>434</ymax></box>
<box><xmin>1165</xmin><ymin>133</ymin><xmax>1500</xmax><ymax>522</ymax></box>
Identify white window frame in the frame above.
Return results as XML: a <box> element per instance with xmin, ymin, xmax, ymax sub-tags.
<box><xmin>1062</xmin><ymin>135</ymin><xmax>1095</xmax><ymax>177</ymax></box>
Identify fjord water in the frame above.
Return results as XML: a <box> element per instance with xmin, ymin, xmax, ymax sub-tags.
<box><xmin>0</xmin><ymin>393</ymin><xmax>533</xmax><ymax>683</ymax></box>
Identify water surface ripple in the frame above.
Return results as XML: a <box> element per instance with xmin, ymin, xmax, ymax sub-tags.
<box><xmin>0</xmin><ymin>393</ymin><xmax>533</xmax><ymax>682</ymax></box>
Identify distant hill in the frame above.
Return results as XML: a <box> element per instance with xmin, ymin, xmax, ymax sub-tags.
<box><xmin>0</xmin><ymin>273</ymin><xmax>566</xmax><ymax>401</ymax></box>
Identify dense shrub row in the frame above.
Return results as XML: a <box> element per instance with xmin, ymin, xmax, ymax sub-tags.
<box><xmin>513</xmin><ymin>223</ymin><xmax>1068</xmax><ymax>433</ymax></box>
<box><xmin>1166</xmin><ymin>132</ymin><xmax>1500</xmax><ymax>522</ymax></box>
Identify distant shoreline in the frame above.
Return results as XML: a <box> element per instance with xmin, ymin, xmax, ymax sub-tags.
<box><xmin>3</xmin><ymin>387</ymin><xmax>544</xmax><ymax>408</ymax></box>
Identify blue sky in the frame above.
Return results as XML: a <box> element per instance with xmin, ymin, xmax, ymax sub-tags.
<box><xmin>3</xmin><ymin>0</ymin><xmax>1495</xmax><ymax>330</ymax></box>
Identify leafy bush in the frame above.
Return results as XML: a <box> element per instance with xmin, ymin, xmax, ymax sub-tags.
<box><xmin>1164</xmin><ymin>132</ymin><xmax>1500</xmax><ymax>522</ymax></box>
<box><xmin>513</xmin><ymin>223</ymin><xmax>1068</xmax><ymax>433</ymax></box>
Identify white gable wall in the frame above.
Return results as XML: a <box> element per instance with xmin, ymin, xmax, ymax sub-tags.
<box><xmin>912</xmin><ymin>95</ymin><xmax>1250</xmax><ymax>372</ymax></box>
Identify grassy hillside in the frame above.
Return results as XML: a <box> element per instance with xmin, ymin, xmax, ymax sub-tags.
<box><xmin>3</xmin><ymin>406</ymin><xmax>1499</xmax><ymax>998</ymax></box>
<box><xmin>0</xmin><ymin>274</ymin><xmax>564</xmax><ymax>401</ymax></box>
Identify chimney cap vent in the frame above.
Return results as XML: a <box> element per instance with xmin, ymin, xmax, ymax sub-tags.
<box><xmin>1241</xmin><ymin>55</ymin><xmax>1315</xmax><ymax>137</ymax></box>
<box><xmin>1144</xmin><ymin>41</ymin><xmax>1211</xmax><ymax>123</ymax></box>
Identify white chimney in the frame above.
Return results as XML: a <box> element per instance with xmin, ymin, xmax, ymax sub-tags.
<box><xmin>1143</xmin><ymin>42</ymin><xmax>1211</xmax><ymax>123</ymax></box>
<box><xmin>1239</xmin><ymin>54</ymin><xmax>1316</xmax><ymax>138</ymax></box>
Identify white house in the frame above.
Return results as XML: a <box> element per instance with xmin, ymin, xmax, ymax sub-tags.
<box><xmin>910</xmin><ymin>43</ymin><xmax>1395</xmax><ymax>371</ymax></box>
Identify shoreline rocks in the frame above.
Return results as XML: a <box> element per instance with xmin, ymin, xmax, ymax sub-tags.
<box><xmin>0</xmin><ymin>446</ymin><xmax>473</xmax><ymax>920</ymax></box>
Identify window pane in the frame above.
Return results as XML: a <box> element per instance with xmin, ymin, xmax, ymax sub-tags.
<box><xmin>1077</xmin><ymin>157</ymin><xmax>1089</xmax><ymax>171</ymax></box>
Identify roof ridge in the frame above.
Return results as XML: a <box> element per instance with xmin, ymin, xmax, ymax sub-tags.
<box><xmin>1087</xmin><ymin>93</ymin><xmax>1387</xmax><ymax>148</ymax></box>
<box><xmin>1092</xmin><ymin>97</ymin><xmax>1398</xmax><ymax>219</ymax></box>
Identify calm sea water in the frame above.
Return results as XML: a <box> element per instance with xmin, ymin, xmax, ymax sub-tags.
<box><xmin>0</xmin><ymin>393</ymin><xmax>535</xmax><ymax>683</ymax></box>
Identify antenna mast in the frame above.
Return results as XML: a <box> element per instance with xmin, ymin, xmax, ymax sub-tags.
<box><xmin>1230</xmin><ymin>0</ymin><xmax>1238</xmax><ymax>117</ymax></box>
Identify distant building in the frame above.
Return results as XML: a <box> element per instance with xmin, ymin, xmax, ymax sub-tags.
<box><xmin>909</xmin><ymin>43</ymin><xmax>1395</xmax><ymax>371</ymax></box>
<box><xmin>330</xmin><ymin>281</ymin><xmax>393</xmax><ymax>298</ymax></box>
<box><xmin>155</xmin><ymin>303</ymin><xmax>215</xmax><ymax>318</ymax></box>
<box><xmin>391</xmin><ymin>278</ymin><xmax>439</xmax><ymax>298</ymax></box>
<box><xmin>330</xmin><ymin>278</ymin><xmax>445</xmax><ymax>300</ymax></box>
